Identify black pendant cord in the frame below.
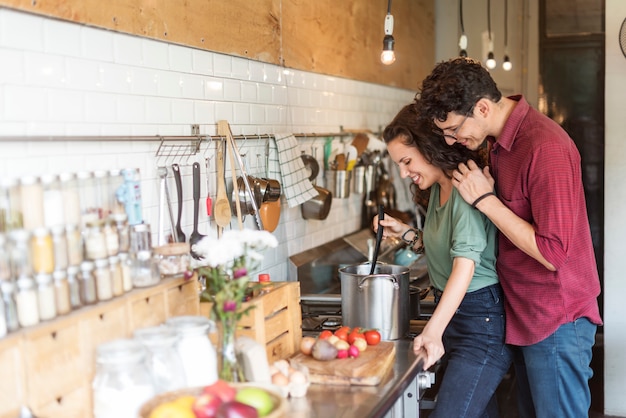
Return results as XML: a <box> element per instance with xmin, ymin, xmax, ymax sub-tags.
<box><xmin>387</xmin><ymin>0</ymin><xmax>392</xmax><ymax>14</ymax></box>
<box><xmin>459</xmin><ymin>0</ymin><xmax>465</xmax><ymax>34</ymax></box>
<box><xmin>487</xmin><ymin>0</ymin><xmax>492</xmax><ymax>41</ymax></box>
<box><xmin>504</xmin><ymin>0</ymin><xmax>508</xmax><ymax>49</ymax></box>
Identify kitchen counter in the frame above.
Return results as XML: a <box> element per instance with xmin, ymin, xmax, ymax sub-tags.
<box><xmin>285</xmin><ymin>336</ymin><xmax>434</xmax><ymax>418</ymax></box>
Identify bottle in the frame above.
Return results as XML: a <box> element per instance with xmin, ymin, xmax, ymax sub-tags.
<box><xmin>108</xmin><ymin>169</ymin><xmax>126</xmax><ymax>216</ymax></box>
<box><xmin>35</xmin><ymin>273</ymin><xmax>57</xmax><ymax>321</ymax></box>
<box><xmin>77</xmin><ymin>171</ymin><xmax>98</xmax><ymax>227</ymax></box>
<box><xmin>53</xmin><ymin>269</ymin><xmax>71</xmax><ymax>315</ymax></box>
<box><xmin>258</xmin><ymin>273</ymin><xmax>273</xmax><ymax>296</ymax></box>
<box><xmin>0</xmin><ymin>280</ymin><xmax>19</xmax><ymax>332</ymax></box>
<box><xmin>109</xmin><ymin>255</ymin><xmax>123</xmax><ymax>297</ymax></box>
<box><xmin>117</xmin><ymin>252</ymin><xmax>133</xmax><ymax>293</ymax></box>
<box><xmin>84</xmin><ymin>222</ymin><xmax>108</xmax><ymax>261</ymax></box>
<box><xmin>79</xmin><ymin>261</ymin><xmax>97</xmax><ymax>305</ymax></box>
<box><xmin>94</xmin><ymin>170</ymin><xmax>110</xmax><ymax>220</ymax></box>
<box><xmin>41</xmin><ymin>174</ymin><xmax>64</xmax><ymax>228</ymax></box>
<box><xmin>129</xmin><ymin>224</ymin><xmax>159</xmax><ymax>288</ymax></box>
<box><xmin>112</xmin><ymin>214</ymin><xmax>130</xmax><ymax>253</ymax></box>
<box><xmin>92</xmin><ymin>339</ymin><xmax>155</xmax><ymax>418</ymax></box>
<box><xmin>94</xmin><ymin>258</ymin><xmax>112</xmax><ymax>301</ymax></box>
<box><xmin>0</xmin><ymin>177</ymin><xmax>23</xmax><ymax>232</ymax></box>
<box><xmin>66</xmin><ymin>265</ymin><xmax>82</xmax><ymax>310</ymax></box>
<box><xmin>31</xmin><ymin>227</ymin><xmax>54</xmax><ymax>274</ymax></box>
<box><xmin>59</xmin><ymin>172</ymin><xmax>81</xmax><ymax>226</ymax></box>
<box><xmin>103</xmin><ymin>220</ymin><xmax>119</xmax><ymax>257</ymax></box>
<box><xmin>19</xmin><ymin>175</ymin><xmax>44</xmax><ymax>230</ymax></box>
<box><xmin>116</xmin><ymin>169</ymin><xmax>143</xmax><ymax>226</ymax></box>
<box><xmin>15</xmin><ymin>276</ymin><xmax>39</xmax><ymax>327</ymax></box>
<box><xmin>65</xmin><ymin>223</ymin><xmax>84</xmax><ymax>267</ymax></box>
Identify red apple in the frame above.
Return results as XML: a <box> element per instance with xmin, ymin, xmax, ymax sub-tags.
<box><xmin>216</xmin><ymin>401</ymin><xmax>259</xmax><ymax>418</ymax></box>
<box><xmin>202</xmin><ymin>379</ymin><xmax>237</xmax><ymax>403</ymax></box>
<box><xmin>192</xmin><ymin>392</ymin><xmax>223</xmax><ymax>418</ymax></box>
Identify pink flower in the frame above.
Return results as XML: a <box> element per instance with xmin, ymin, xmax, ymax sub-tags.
<box><xmin>233</xmin><ymin>267</ymin><xmax>247</xmax><ymax>279</ymax></box>
<box><xmin>223</xmin><ymin>300</ymin><xmax>237</xmax><ymax>312</ymax></box>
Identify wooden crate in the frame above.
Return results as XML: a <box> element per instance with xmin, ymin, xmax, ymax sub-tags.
<box><xmin>201</xmin><ymin>281</ymin><xmax>302</xmax><ymax>363</ymax></box>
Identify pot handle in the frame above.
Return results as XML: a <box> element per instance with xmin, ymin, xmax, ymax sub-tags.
<box><xmin>357</xmin><ymin>274</ymin><xmax>400</xmax><ymax>290</ymax></box>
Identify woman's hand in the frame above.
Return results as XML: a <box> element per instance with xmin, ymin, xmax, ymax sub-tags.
<box><xmin>372</xmin><ymin>213</ymin><xmax>410</xmax><ymax>240</ymax></box>
<box><xmin>413</xmin><ymin>332</ymin><xmax>445</xmax><ymax>370</ymax></box>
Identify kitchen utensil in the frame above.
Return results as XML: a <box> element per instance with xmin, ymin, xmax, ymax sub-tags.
<box><xmin>324</xmin><ymin>169</ymin><xmax>352</xmax><ymax>199</ymax></box>
<box><xmin>171</xmin><ymin>164</ymin><xmax>186</xmax><ymax>243</ymax></box>
<box><xmin>369</xmin><ymin>205</ymin><xmax>384</xmax><ymax>275</ymax></box>
<box><xmin>213</xmin><ymin>139</ymin><xmax>232</xmax><ymax>234</ymax></box>
<box><xmin>259</xmin><ymin>139</ymin><xmax>281</xmax><ymax>232</ymax></box>
<box><xmin>189</xmin><ymin>162</ymin><xmax>205</xmax><ymax>260</ymax></box>
<box><xmin>157</xmin><ymin>166</ymin><xmax>167</xmax><ymax>245</ymax></box>
<box><xmin>232</xmin><ymin>175</ymin><xmax>262</xmax><ymax>216</ymax></box>
<box><xmin>340</xmin><ymin>262</ymin><xmax>410</xmax><ymax>340</ymax></box>
<box><xmin>345</xmin><ymin>144</ymin><xmax>358</xmax><ymax>171</ymax></box>
<box><xmin>205</xmin><ymin>158</ymin><xmax>212</xmax><ymax>233</ymax></box>
<box><xmin>300</xmin><ymin>154</ymin><xmax>332</xmax><ymax>220</ymax></box>
<box><xmin>161</xmin><ymin>168</ymin><xmax>177</xmax><ymax>242</ymax></box>
<box><xmin>335</xmin><ymin>153</ymin><xmax>347</xmax><ymax>171</ymax></box>
<box><xmin>228</xmin><ymin>147</ymin><xmax>244</xmax><ymax>230</ymax></box>
<box><xmin>323</xmin><ymin>137</ymin><xmax>333</xmax><ymax>171</ymax></box>
<box><xmin>351</xmin><ymin>133</ymin><xmax>369</xmax><ymax>157</ymax></box>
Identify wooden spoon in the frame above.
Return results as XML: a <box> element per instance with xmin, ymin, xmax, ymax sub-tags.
<box><xmin>213</xmin><ymin>138</ymin><xmax>232</xmax><ymax>232</ymax></box>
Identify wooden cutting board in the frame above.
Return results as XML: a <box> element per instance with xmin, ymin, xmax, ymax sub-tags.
<box><xmin>290</xmin><ymin>341</ymin><xmax>395</xmax><ymax>386</ymax></box>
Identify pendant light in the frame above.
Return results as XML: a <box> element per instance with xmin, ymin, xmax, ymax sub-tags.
<box><xmin>458</xmin><ymin>0</ymin><xmax>468</xmax><ymax>57</ymax></box>
<box><xmin>485</xmin><ymin>0</ymin><xmax>496</xmax><ymax>69</ymax></box>
<box><xmin>380</xmin><ymin>0</ymin><xmax>396</xmax><ymax>65</ymax></box>
<box><xmin>502</xmin><ymin>0</ymin><xmax>512</xmax><ymax>71</ymax></box>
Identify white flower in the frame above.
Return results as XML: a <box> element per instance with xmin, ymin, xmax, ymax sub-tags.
<box><xmin>191</xmin><ymin>229</ymin><xmax>278</xmax><ymax>270</ymax></box>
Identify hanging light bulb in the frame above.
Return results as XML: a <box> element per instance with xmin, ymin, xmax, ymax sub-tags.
<box><xmin>458</xmin><ymin>0</ymin><xmax>467</xmax><ymax>57</ymax></box>
<box><xmin>380</xmin><ymin>8</ymin><xmax>396</xmax><ymax>65</ymax></box>
<box><xmin>485</xmin><ymin>0</ymin><xmax>496</xmax><ymax>69</ymax></box>
<box><xmin>502</xmin><ymin>0</ymin><xmax>512</xmax><ymax>71</ymax></box>
<box><xmin>486</xmin><ymin>50</ymin><xmax>496</xmax><ymax>69</ymax></box>
<box><xmin>502</xmin><ymin>54</ymin><xmax>512</xmax><ymax>71</ymax></box>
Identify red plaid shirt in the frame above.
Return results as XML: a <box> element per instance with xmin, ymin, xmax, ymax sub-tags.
<box><xmin>490</xmin><ymin>96</ymin><xmax>602</xmax><ymax>346</ymax></box>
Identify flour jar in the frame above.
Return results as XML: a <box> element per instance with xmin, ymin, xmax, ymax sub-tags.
<box><xmin>19</xmin><ymin>175</ymin><xmax>44</xmax><ymax>230</ymax></box>
<box><xmin>41</xmin><ymin>174</ymin><xmax>64</xmax><ymax>228</ymax></box>
<box><xmin>133</xmin><ymin>326</ymin><xmax>186</xmax><ymax>394</ymax></box>
<box><xmin>165</xmin><ymin>315</ymin><xmax>218</xmax><ymax>387</ymax></box>
<box><xmin>92</xmin><ymin>339</ymin><xmax>155</xmax><ymax>418</ymax></box>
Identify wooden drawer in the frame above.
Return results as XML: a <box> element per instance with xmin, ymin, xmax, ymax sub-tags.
<box><xmin>0</xmin><ymin>334</ymin><xmax>25</xmax><ymax>418</ymax></box>
<box><xmin>167</xmin><ymin>279</ymin><xmax>200</xmax><ymax>317</ymax></box>
<box><xmin>129</xmin><ymin>292</ymin><xmax>166</xmax><ymax>330</ymax></box>
<box><xmin>32</xmin><ymin>384</ymin><xmax>91</xmax><ymax>418</ymax></box>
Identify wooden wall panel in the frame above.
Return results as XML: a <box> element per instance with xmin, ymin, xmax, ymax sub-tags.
<box><xmin>0</xmin><ymin>0</ymin><xmax>433</xmax><ymax>90</ymax></box>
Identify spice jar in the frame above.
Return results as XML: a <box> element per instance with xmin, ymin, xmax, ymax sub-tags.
<box><xmin>59</xmin><ymin>172</ymin><xmax>81</xmax><ymax>226</ymax></box>
<box><xmin>1</xmin><ymin>280</ymin><xmax>19</xmax><ymax>332</ymax></box>
<box><xmin>20</xmin><ymin>175</ymin><xmax>44</xmax><ymax>230</ymax></box>
<box><xmin>153</xmin><ymin>243</ymin><xmax>190</xmax><ymax>278</ymax></box>
<box><xmin>8</xmin><ymin>229</ymin><xmax>31</xmax><ymax>279</ymax></box>
<box><xmin>41</xmin><ymin>174</ymin><xmax>64</xmax><ymax>228</ymax></box>
<box><xmin>94</xmin><ymin>170</ymin><xmax>110</xmax><ymax>220</ymax></box>
<box><xmin>31</xmin><ymin>227</ymin><xmax>54</xmax><ymax>274</ymax></box>
<box><xmin>133</xmin><ymin>326</ymin><xmax>186</xmax><ymax>394</ymax></box>
<box><xmin>84</xmin><ymin>222</ymin><xmax>108</xmax><ymax>261</ymax></box>
<box><xmin>103</xmin><ymin>220</ymin><xmax>119</xmax><ymax>257</ymax></box>
<box><xmin>66</xmin><ymin>265</ymin><xmax>82</xmax><ymax>309</ymax></box>
<box><xmin>112</xmin><ymin>214</ymin><xmax>130</xmax><ymax>253</ymax></box>
<box><xmin>0</xmin><ymin>234</ymin><xmax>9</xmax><ymax>281</ymax></box>
<box><xmin>53</xmin><ymin>269</ymin><xmax>71</xmax><ymax>315</ymax></box>
<box><xmin>51</xmin><ymin>225</ymin><xmax>68</xmax><ymax>271</ymax></box>
<box><xmin>118</xmin><ymin>252</ymin><xmax>133</xmax><ymax>293</ymax></box>
<box><xmin>79</xmin><ymin>261</ymin><xmax>97</xmax><ymax>305</ymax></box>
<box><xmin>129</xmin><ymin>224</ymin><xmax>159</xmax><ymax>288</ymax></box>
<box><xmin>65</xmin><ymin>223</ymin><xmax>84</xmax><ymax>267</ymax></box>
<box><xmin>92</xmin><ymin>339</ymin><xmax>155</xmax><ymax>418</ymax></box>
<box><xmin>94</xmin><ymin>258</ymin><xmax>112</xmax><ymax>301</ymax></box>
<box><xmin>77</xmin><ymin>171</ymin><xmax>98</xmax><ymax>227</ymax></box>
<box><xmin>1</xmin><ymin>177</ymin><xmax>22</xmax><ymax>232</ymax></box>
<box><xmin>35</xmin><ymin>273</ymin><xmax>57</xmax><ymax>321</ymax></box>
<box><xmin>166</xmin><ymin>315</ymin><xmax>218</xmax><ymax>387</ymax></box>
<box><xmin>15</xmin><ymin>276</ymin><xmax>40</xmax><ymax>327</ymax></box>
<box><xmin>109</xmin><ymin>255</ymin><xmax>123</xmax><ymax>297</ymax></box>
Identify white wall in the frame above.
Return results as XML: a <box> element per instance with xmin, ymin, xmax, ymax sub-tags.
<box><xmin>0</xmin><ymin>9</ymin><xmax>415</xmax><ymax>281</ymax></box>
<box><xmin>604</xmin><ymin>1</ymin><xmax>626</xmax><ymax>415</ymax></box>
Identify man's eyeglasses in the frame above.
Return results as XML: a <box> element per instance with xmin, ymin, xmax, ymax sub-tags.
<box><xmin>433</xmin><ymin>108</ymin><xmax>474</xmax><ymax>141</ymax></box>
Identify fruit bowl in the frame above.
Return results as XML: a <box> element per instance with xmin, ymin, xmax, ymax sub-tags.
<box><xmin>138</xmin><ymin>383</ymin><xmax>287</xmax><ymax>418</ymax></box>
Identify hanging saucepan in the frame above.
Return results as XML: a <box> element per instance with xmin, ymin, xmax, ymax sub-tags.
<box><xmin>301</xmin><ymin>154</ymin><xmax>332</xmax><ymax>220</ymax></box>
<box><xmin>232</xmin><ymin>175</ymin><xmax>263</xmax><ymax>216</ymax></box>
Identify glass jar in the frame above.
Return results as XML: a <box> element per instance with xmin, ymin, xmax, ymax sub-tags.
<box><xmin>59</xmin><ymin>172</ymin><xmax>81</xmax><ymax>226</ymax></box>
<box><xmin>103</xmin><ymin>220</ymin><xmax>119</xmax><ymax>257</ymax></box>
<box><xmin>77</xmin><ymin>171</ymin><xmax>98</xmax><ymax>227</ymax></box>
<box><xmin>15</xmin><ymin>276</ymin><xmax>39</xmax><ymax>327</ymax></box>
<box><xmin>66</xmin><ymin>265</ymin><xmax>82</xmax><ymax>310</ymax></box>
<box><xmin>129</xmin><ymin>224</ymin><xmax>159</xmax><ymax>288</ymax></box>
<box><xmin>113</xmin><ymin>214</ymin><xmax>130</xmax><ymax>253</ymax></box>
<box><xmin>165</xmin><ymin>315</ymin><xmax>217</xmax><ymax>387</ymax></box>
<box><xmin>20</xmin><ymin>175</ymin><xmax>44</xmax><ymax>230</ymax></box>
<box><xmin>108</xmin><ymin>169</ymin><xmax>126</xmax><ymax>216</ymax></box>
<box><xmin>92</xmin><ymin>339</ymin><xmax>155</xmax><ymax>418</ymax></box>
<box><xmin>0</xmin><ymin>280</ymin><xmax>19</xmax><ymax>332</ymax></box>
<box><xmin>84</xmin><ymin>222</ymin><xmax>108</xmax><ymax>261</ymax></box>
<box><xmin>65</xmin><ymin>223</ymin><xmax>84</xmax><ymax>267</ymax></box>
<box><xmin>0</xmin><ymin>292</ymin><xmax>7</xmax><ymax>338</ymax></box>
<box><xmin>35</xmin><ymin>273</ymin><xmax>57</xmax><ymax>321</ymax></box>
<box><xmin>0</xmin><ymin>234</ymin><xmax>9</xmax><ymax>281</ymax></box>
<box><xmin>109</xmin><ymin>255</ymin><xmax>123</xmax><ymax>297</ymax></box>
<box><xmin>51</xmin><ymin>225</ymin><xmax>68</xmax><ymax>271</ymax></box>
<box><xmin>31</xmin><ymin>227</ymin><xmax>54</xmax><ymax>274</ymax></box>
<box><xmin>118</xmin><ymin>252</ymin><xmax>133</xmax><ymax>293</ymax></box>
<box><xmin>41</xmin><ymin>174</ymin><xmax>64</xmax><ymax>228</ymax></box>
<box><xmin>153</xmin><ymin>243</ymin><xmax>190</xmax><ymax>278</ymax></box>
<box><xmin>133</xmin><ymin>326</ymin><xmax>186</xmax><ymax>394</ymax></box>
<box><xmin>1</xmin><ymin>177</ymin><xmax>22</xmax><ymax>232</ymax></box>
<box><xmin>53</xmin><ymin>269</ymin><xmax>71</xmax><ymax>315</ymax></box>
<box><xmin>79</xmin><ymin>261</ymin><xmax>97</xmax><ymax>305</ymax></box>
<box><xmin>9</xmin><ymin>229</ymin><xmax>31</xmax><ymax>279</ymax></box>
<box><xmin>94</xmin><ymin>258</ymin><xmax>112</xmax><ymax>301</ymax></box>
<box><xmin>117</xmin><ymin>168</ymin><xmax>143</xmax><ymax>226</ymax></box>
<box><xmin>94</xmin><ymin>170</ymin><xmax>110</xmax><ymax>220</ymax></box>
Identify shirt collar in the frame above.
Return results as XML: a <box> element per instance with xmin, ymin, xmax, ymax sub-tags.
<box><xmin>493</xmin><ymin>94</ymin><xmax>529</xmax><ymax>152</ymax></box>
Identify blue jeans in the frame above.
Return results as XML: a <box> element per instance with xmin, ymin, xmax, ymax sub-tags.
<box><xmin>430</xmin><ymin>284</ymin><xmax>513</xmax><ymax>418</ymax></box>
<box><xmin>513</xmin><ymin>317</ymin><xmax>597</xmax><ymax>418</ymax></box>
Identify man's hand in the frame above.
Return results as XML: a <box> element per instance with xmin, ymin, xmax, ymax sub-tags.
<box><xmin>452</xmin><ymin>159</ymin><xmax>495</xmax><ymax>205</ymax></box>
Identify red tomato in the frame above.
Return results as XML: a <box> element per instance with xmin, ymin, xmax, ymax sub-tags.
<box><xmin>334</xmin><ymin>326</ymin><xmax>350</xmax><ymax>341</ymax></box>
<box><xmin>347</xmin><ymin>328</ymin><xmax>365</xmax><ymax>345</ymax></box>
<box><xmin>318</xmin><ymin>330</ymin><xmax>333</xmax><ymax>340</ymax></box>
<box><xmin>364</xmin><ymin>330</ymin><xmax>381</xmax><ymax>346</ymax></box>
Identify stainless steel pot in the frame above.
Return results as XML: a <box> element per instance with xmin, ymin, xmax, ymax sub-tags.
<box><xmin>339</xmin><ymin>263</ymin><xmax>410</xmax><ymax>340</ymax></box>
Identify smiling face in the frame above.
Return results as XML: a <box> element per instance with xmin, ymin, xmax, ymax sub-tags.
<box><xmin>433</xmin><ymin>103</ymin><xmax>491</xmax><ymax>151</ymax></box>
<box><xmin>387</xmin><ymin>136</ymin><xmax>445</xmax><ymax>190</ymax></box>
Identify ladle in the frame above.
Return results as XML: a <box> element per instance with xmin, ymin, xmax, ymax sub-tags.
<box><xmin>370</xmin><ymin>204</ymin><xmax>385</xmax><ymax>275</ymax></box>
<box><xmin>189</xmin><ymin>162</ymin><xmax>205</xmax><ymax>260</ymax></box>
<box><xmin>171</xmin><ymin>164</ymin><xmax>186</xmax><ymax>243</ymax></box>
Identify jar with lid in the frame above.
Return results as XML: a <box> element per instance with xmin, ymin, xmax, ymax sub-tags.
<box><xmin>15</xmin><ymin>276</ymin><xmax>39</xmax><ymax>327</ymax></box>
<box><xmin>94</xmin><ymin>258</ymin><xmax>112</xmax><ymax>301</ymax></box>
<box><xmin>20</xmin><ymin>175</ymin><xmax>44</xmax><ymax>230</ymax></box>
<box><xmin>109</xmin><ymin>255</ymin><xmax>123</xmax><ymax>297</ymax></box>
<box><xmin>65</xmin><ymin>223</ymin><xmax>83</xmax><ymax>267</ymax></box>
<box><xmin>92</xmin><ymin>339</ymin><xmax>155</xmax><ymax>418</ymax></box>
<box><xmin>79</xmin><ymin>261</ymin><xmax>97</xmax><ymax>305</ymax></box>
<box><xmin>59</xmin><ymin>172</ymin><xmax>81</xmax><ymax>226</ymax></box>
<box><xmin>77</xmin><ymin>171</ymin><xmax>98</xmax><ymax>227</ymax></box>
<box><xmin>0</xmin><ymin>294</ymin><xmax>7</xmax><ymax>338</ymax></box>
<box><xmin>53</xmin><ymin>270</ymin><xmax>71</xmax><ymax>315</ymax></box>
<box><xmin>51</xmin><ymin>225</ymin><xmax>68</xmax><ymax>271</ymax></box>
<box><xmin>118</xmin><ymin>252</ymin><xmax>133</xmax><ymax>293</ymax></box>
<box><xmin>165</xmin><ymin>315</ymin><xmax>217</xmax><ymax>387</ymax></box>
<box><xmin>108</xmin><ymin>169</ymin><xmax>126</xmax><ymax>216</ymax></box>
<box><xmin>31</xmin><ymin>227</ymin><xmax>54</xmax><ymax>274</ymax></box>
<box><xmin>84</xmin><ymin>222</ymin><xmax>108</xmax><ymax>261</ymax></box>
<box><xmin>153</xmin><ymin>243</ymin><xmax>190</xmax><ymax>278</ymax></box>
<box><xmin>133</xmin><ymin>326</ymin><xmax>186</xmax><ymax>394</ymax></box>
<box><xmin>1</xmin><ymin>177</ymin><xmax>23</xmax><ymax>232</ymax></box>
<box><xmin>9</xmin><ymin>229</ymin><xmax>31</xmax><ymax>279</ymax></box>
<box><xmin>129</xmin><ymin>224</ymin><xmax>159</xmax><ymax>288</ymax></box>
<box><xmin>112</xmin><ymin>213</ymin><xmax>130</xmax><ymax>253</ymax></box>
<box><xmin>66</xmin><ymin>265</ymin><xmax>82</xmax><ymax>309</ymax></box>
<box><xmin>257</xmin><ymin>273</ymin><xmax>274</xmax><ymax>296</ymax></box>
<box><xmin>0</xmin><ymin>234</ymin><xmax>9</xmax><ymax>281</ymax></box>
<box><xmin>35</xmin><ymin>273</ymin><xmax>57</xmax><ymax>321</ymax></box>
<box><xmin>41</xmin><ymin>174</ymin><xmax>64</xmax><ymax>228</ymax></box>
<box><xmin>103</xmin><ymin>220</ymin><xmax>119</xmax><ymax>257</ymax></box>
<box><xmin>116</xmin><ymin>169</ymin><xmax>143</xmax><ymax>226</ymax></box>
<box><xmin>94</xmin><ymin>170</ymin><xmax>110</xmax><ymax>220</ymax></box>
<box><xmin>0</xmin><ymin>280</ymin><xmax>19</xmax><ymax>332</ymax></box>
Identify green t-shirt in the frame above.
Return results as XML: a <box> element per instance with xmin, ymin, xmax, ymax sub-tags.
<box><xmin>424</xmin><ymin>184</ymin><xmax>499</xmax><ymax>293</ymax></box>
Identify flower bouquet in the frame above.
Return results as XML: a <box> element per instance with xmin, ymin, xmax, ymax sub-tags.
<box><xmin>191</xmin><ymin>229</ymin><xmax>278</xmax><ymax>382</ymax></box>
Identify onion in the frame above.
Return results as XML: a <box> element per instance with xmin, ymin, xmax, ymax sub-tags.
<box><xmin>300</xmin><ymin>336</ymin><xmax>316</xmax><ymax>356</ymax></box>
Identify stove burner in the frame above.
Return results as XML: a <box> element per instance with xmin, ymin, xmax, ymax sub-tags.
<box><xmin>322</xmin><ymin>317</ymin><xmax>342</xmax><ymax>328</ymax></box>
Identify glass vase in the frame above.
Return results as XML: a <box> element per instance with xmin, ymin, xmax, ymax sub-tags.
<box><xmin>219</xmin><ymin>314</ymin><xmax>244</xmax><ymax>382</ymax></box>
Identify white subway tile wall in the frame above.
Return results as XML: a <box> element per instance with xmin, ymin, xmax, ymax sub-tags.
<box><xmin>0</xmin><ymin>8</ymin><xmax>415</xmax><ymax>280</ymax></box>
